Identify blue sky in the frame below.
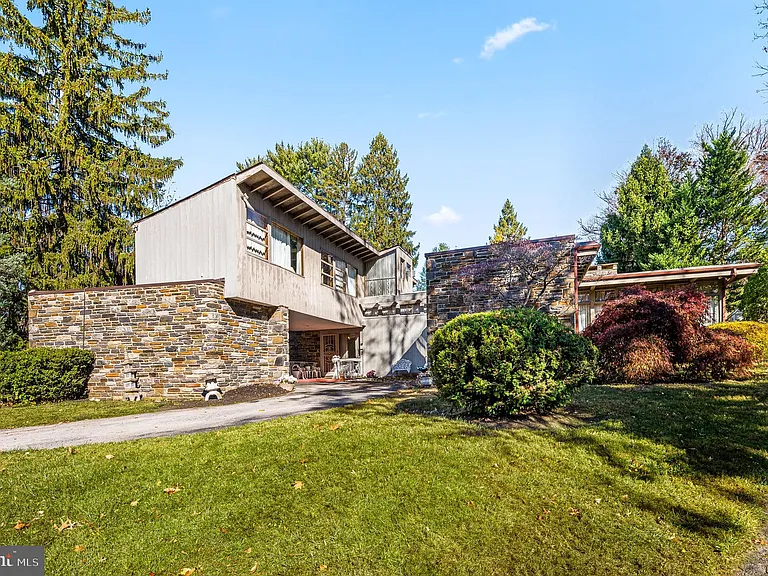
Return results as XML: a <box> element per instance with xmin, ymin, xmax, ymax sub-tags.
<box><xmin>134</xmin><ymin>0</ymin><xmax>765</xmax><ymax>261</ymax></box>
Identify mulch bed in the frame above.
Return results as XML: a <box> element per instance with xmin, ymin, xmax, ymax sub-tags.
<box><xmin>161</xmin><ymin>384</ymin><xmax>288</xmax><ymax>410</ymax></box>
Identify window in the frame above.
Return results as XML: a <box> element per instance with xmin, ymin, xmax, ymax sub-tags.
<box><xmin>270</xmin><ymin>224</ymin><xmax>303</xmax><ymax>274</ymax></box>
<box><xmin>322</xmin><ymin>253</ymin><xmax>357</xmax><ymax>297</ymax></box>
<box><xmin>335</xmin><ymin>259</ymin><xmax>347</xmax><ymax>292</ymax></box>
<box><xmin>347</xmin><ymin>265</ymin><xmax>357</xmax><ymax>297</ymax></box>
<box><xmin>245</xmin><ymin>208</ymin><xmax>268</xmax><ymax>259</ymax></box>
<box><xmin>321</xmin><ymin>253</ymin><xmax>334</xmax><ymax>287</ymax></box>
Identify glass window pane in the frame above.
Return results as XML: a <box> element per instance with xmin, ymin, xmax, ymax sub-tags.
<box><xmin>347</xmin><ymin>266</ymin><xmax>357</xmax><ymax>297</ymax></box>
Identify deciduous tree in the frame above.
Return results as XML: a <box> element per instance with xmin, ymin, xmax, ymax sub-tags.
<box><xmin>0</xmin><ymin>0</ymin><xmax>181</xmax><ymax>289</ymax></box>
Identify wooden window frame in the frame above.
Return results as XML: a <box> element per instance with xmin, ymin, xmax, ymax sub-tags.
<box><xmin>269</xmin><ymin>221</ymin><xmax>304</xmax><ymax>276</ymax></box>
<box><xmin>245</xmin><ymin>207</ymin><xmax>269</xmax><ymax>260</ymax></box>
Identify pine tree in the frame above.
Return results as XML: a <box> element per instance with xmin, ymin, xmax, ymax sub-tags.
<box><xmin>238</xmin><ymin>139</ymin><xmax>356</xmax><ymax>223</ymax></box>
<box><xmin>351</xmin><ymin>133</ymin><xmax>419</xmax><ymax>265</ymax></box>
<box><xmin>695</xmin><ymin>121</ymin><xmax>768</xmax><ymax>265</ymax></box>
<box><xmin>0</xmin><ymin>0</ymin><xmax>180</xmax><ymax>290</ymax></box>
<box><xmin>489</xmin><ymin>200</ymin><xmax>528</xmax><ymax>244</ymax></box>
<box><xmin>599</xmin><ymin>146</ymin><xmax>702</xmax><ymax>272</ymax></box>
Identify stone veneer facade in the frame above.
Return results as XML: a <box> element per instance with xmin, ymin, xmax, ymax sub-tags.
<box><xmin>288</xmin><ymin>331</ymin><xmax>321</xmax><ymax>367</ymax></box>
<box><xmin>28</xmin><ymin>279</ymin><xmax>289</xmax><ymax>399</ymax></box>
<box><xmin>426</xmin><ymin>236</ymin><xmax>577</xmax><ymax>339</ymax></box>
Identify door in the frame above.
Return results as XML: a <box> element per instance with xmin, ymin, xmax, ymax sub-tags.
<box><xmin>321</xmin><ymin>334</ymin><xmax>338</xmax><ymax>376</ymax></box>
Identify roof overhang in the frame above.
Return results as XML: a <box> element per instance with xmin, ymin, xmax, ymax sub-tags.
<box><xmin>574</xmin><ymin>241</ymin><xmax>601</xmax><ymax>280</ymax></box>
<box><xmin>579</xmin><ymin>263</ymin><xmax>761</xmax><ymax>289</ymax></box>
<box><xmin>236</xmin><ymin>164</ymin><xmax>382</xmax><ymax>262</ymax></box>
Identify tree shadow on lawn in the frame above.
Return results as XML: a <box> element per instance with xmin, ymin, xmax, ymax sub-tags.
<box><xmin>387</xmin><ymin>376</ymin><xmax>768</xmax><ymax>546</ymax></box>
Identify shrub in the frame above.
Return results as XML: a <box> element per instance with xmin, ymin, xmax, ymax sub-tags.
<box><xmin>583</xmin><ymin>287</ymin><xmax>755</xmax><ymax>383</ymax></box>
<box><xmin>709</xmin><ymin>321</ymin><xmax>768</xmax><ymax>362</ymax></box>
<box><xmin>0</xmin><ymin>348</ymin><xmax>94</xmax><ymax>404</ymax></box>
<box><xmin>741</xmin><ymin>266</ymin><xmax>768</xmax><ymax>322</ymax></box>
<box><xmin>429</xmin><ymin>307</ymin><xmax>598</xmax><ymax>416</ymax></box>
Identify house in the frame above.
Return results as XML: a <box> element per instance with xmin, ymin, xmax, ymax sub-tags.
<box><xmin>426</xmin><ymin>237</ymin><xmax>760</xmax><ymax>337</ymax></box>
<box><xmin>28</xmin><ymin>163</ymin><xmax>427</xmax><ymax>399</ymax></box>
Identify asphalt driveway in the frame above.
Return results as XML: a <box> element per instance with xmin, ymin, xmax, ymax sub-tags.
<box><xmin>0</xmin><ymin>380</ymin><xmax>408</xmax><ymax>451</ymax></box>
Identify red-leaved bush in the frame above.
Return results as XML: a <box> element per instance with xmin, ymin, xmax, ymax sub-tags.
<box><xmin>583</xmin><ymin>287</ymin><xmax>756</xmax><ymax>383</ymax></box>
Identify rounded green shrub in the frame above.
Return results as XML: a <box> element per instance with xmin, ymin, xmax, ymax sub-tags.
<box><xmin>429</xmin><ymin>308</ymin><xmax>598</xmax><ymax>416</ymax></box>
<box><xmin>709</xmin><ymin>321</ymin><xmax>768</xmax><ymax>362</ymax></box>
<box><xmin>0</xmin><ymin>348</ymin><xmax>95</xmax><ymax>404</ymax></box>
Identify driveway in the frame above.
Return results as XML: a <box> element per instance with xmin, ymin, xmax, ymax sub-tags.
<box><xmin>0</xmin><ymin>380</ymin><xmax>409</xmax><ymax>451</ymax></box>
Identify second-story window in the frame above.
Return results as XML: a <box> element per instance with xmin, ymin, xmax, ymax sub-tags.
<box><xmin>321</xmin><ymin>253</ymin><xmax>334</xmax><ymax>287</ymax></box>
<box><xmin>270</xmin><ymin>224</ymin><xmax>303</xmax><ymax>275</ymax></box>
<box><xmin>334</xmin><ymin>259</ymin><xmax>347</xmax><ymax>292</ymax></box>
<box><xmin>245</xmin><ymin>208</ymin><xmax>268</xmax><ymax>259</ymax></box>
<box><xmin>347</xmin><ymin>265</ymin><xmax>357</xmax><ymax>297</ymax></box>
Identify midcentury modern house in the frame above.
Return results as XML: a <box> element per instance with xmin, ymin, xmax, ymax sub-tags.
<box><xmin>426</xmin><ymin>238</ymin><xmax>760</xmax><ymax>337</ymax></box>
<box><xmin>28</xmin><ymin>163</ymin><xmax>427</xmax><ymax>399</ymax></box>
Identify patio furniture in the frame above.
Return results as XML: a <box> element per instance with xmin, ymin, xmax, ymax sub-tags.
<box><xmin>392</xmin><ymin>359</ymin><xmax>412</xmax><ymax>375</ymax></box>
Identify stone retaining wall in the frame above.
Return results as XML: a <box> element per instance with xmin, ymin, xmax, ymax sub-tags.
<box><xmin>28</xmin><ymin>280</ymin><xmax>289</xmax><ymax>399</ymax></box>
<box><xmin>426</xmin><ymin>237</ymin><xmax>576</xmax><ymax>339</ymax></box>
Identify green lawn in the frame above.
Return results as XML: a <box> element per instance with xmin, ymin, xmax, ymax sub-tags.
<box><xmin>1</xmin><ymin>375</ymin><xmax>767</xmax><ymax>576</ymax></box>
<box><xmin>0</xmin><ymin>399</ymin><xmax>171</xmax><ymax>429</ymax></box>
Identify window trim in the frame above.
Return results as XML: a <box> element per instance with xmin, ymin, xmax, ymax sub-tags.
<box><xmin>269</xmin><ymin>221</ymin><xmax>304</xmax><ymax>276</ymax></box>
<box><xmin>245</xmin><ymin>208</ymin><xmax>269</xmax><ymax>260</ymax></box>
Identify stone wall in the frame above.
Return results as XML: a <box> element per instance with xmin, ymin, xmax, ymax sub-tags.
<box><xmin>289</xmin><ymin>331</ymin><xmax>321</xmax><ymax>366</ymax></box>
<box><xmin>426</xmin><ymin>237</ymin><xmax>576</xmax><ymax>339</ymax></box>
<box><xmin>28</xmin><ymin>280</ymin><xmax>289</xmax><ymax>399</ymax></box>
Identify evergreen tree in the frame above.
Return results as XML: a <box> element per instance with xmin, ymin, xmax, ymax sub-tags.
<box><xmin>695</xmin><ymin>121</ymin><xmax>768</xmax><ymax>265</ymax></box>
<box><xmin>351</xmin><ymin>133</ymin><xmax>419</xmax><ymax>265</ymax></box>
<box><xmin>238</xmin><ymin>139</ymin><xmax>356</xmax><ymax>223</ymax></box>
<box><xmin>489</xmin><ymin>200</ymin><xmax>528</xmax><ymax>244</ymax></box>
<box><xmin>599</xmin><ymin>146</ymin><xmax>702</xmax><ymax>272</ymax></box>
<box><xmin>742</xmin><ymin>266</ymin><xmax>768</xmax><ymax>321</ymax></box>
<box><xmin>0</xmin><ymin>232</ymin><xmax>25</xmax><ymax>350</ymax></box>
<box><xmin>0</xmin><ymin>0</ymin><xmax>180</xmax><ymax>290</ymax></box>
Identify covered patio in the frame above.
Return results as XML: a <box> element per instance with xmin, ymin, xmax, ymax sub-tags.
<box><xmin>288</xmin><ymin>310</ymin><xmax>363</xmax><ymax>380</ymax></box>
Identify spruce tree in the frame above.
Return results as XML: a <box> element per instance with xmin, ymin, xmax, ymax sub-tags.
<box><xmin>0</xmin><ymin>230</ymin><xmax>26</xmax><ymax>350</ymax></box>
<box><xmin>489</xmin><ymin>200</ymin><xmax>528</xmax><ymax>244</ymax></box>
<box><xmin>599</xmin><ymin>146</ymin><xmax>702</xmax><ymax>272</ymax></box>
<box><xmin>0</xmin><ymin>0</ymin><xmax>180</xmax><ymax>289</ymax></box>
<box><xmin>695</xmin><ymin>122</ymin><xmax>768</xmax><ymax>265</ymax></box>
<box><xmin>351</xmin><ymin>133</ymin><xmax>419</xmax><ymax>265</ymax></box>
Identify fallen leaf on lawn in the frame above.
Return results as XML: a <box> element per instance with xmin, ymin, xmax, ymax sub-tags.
<box><xmin>249</xmin><ymin>562</ymin><xmax>259</xmax><ymax>573</ymax></box>
<box><xmin>753</xmin><ymin>539</ymin><xmax>768</xmax><ymax>546</ymax></box>
<box><xmin>569</xmin><ymin>507</ymin><xmax>581</xmax><ymax>517</ymax></box>
<box><xmin>467</xmin><ymin>501</ymin><xmax>476</xmax><ymax>507</ymax></box>
<box><xmin>178</xmin><ymin>569</ymin><xmax>195</xmax><ymax>576</ymax></box>
<box><xmin>620</xmin><ymin>494</ymin><xmax>629</xmax><ymax>501</ymax></box>
<box><xmin>130</xmin><ymin>500</ymin><xmax>139</xmax><ymax>507</ymax></box>
<box><xmin>219</xmin><ymin>527</ymin><xmax>228</xmax><ymax>534</ymax></box>
<box><xmin>319</xmin><ymin>565</ymin><xmax>327</xmax><ymax>571</ymax></box>
<box><xmin>163</xmin><ymin>487</ymin><xmax>182</xmax><ymax>494</ymax></box>
<box><xmin>299</xmin><ymin>459</ymin><xmax>308</xmax><ymax>465</ymax></box>
<box><xmin>292</xmin><ymin>480</ymin><xmax>304</xmax><ymax>490</ymax></box>
<box><xmin>328</xmin><ymin>423</ymin><xmax>342</xmax><ymax>431</ymax></box>
<box><xmin>594</xmin><ymin>498</ymin><xmax>602</xmax><ymax>504</ymax></box>
<box><xmin>74</xmin><ymin>545</ymin><xmax>85</xmax><ymax>553</ymax></box>
<box><xmin>67</xmin><ymin>446</ymin><xmax>76</xmax><ymax>455</ymax></box>
<box><xmin>105</xmin><ymin>454</ymin><xmax>114</xmax><ymax>460</ymax></box>
<box><xmin>245</xmin><ymin>547</ymin><xmax>252</xmax><ymax>554</ymax></box>
<box><xmin>13</xmin><ymin>521</ymin><xmax>28</xmax><ymax>530</ymax></box>
<box><xmin>54</xmin><ymin>518</ymin><xmax>78</xmax><ymax>532</ymax></box>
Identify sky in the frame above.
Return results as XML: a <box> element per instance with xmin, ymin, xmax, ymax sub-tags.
<box><xmin>129</xmin><ymin>0</ymin><xmax>766</xmax><ymax>264</ymax></box>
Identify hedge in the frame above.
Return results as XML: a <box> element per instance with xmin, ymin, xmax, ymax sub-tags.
<box><xmin>709</xmin><ymin>321</ymin><xmax>768</xmax><ymax>362</ymax></box>
<box><xmin>429</xmin><ymin>307</ymin><xmax>598</xmax><ymax>416</ymax></box>
<box><xmin>0</xmin><ymin>348</ymin><xmax>95</xmax><ymax>404</ymax></box>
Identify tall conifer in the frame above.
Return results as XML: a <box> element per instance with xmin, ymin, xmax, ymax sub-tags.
<box><xmin>0</xmin><ymin>0</ymin><xmax>180</xmax><ymax>289</ymax></box>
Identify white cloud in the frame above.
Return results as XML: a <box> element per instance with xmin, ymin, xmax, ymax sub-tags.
<box><xmin>417</xmin><ymin>111</ymin><xmax>446</xmax><ymax>120</ymax></box>
<box><xmin>426</xmin><ymin>206</ymin><xmax>461</xmax><ymax>225</ymax></box>
<box><xmin>480</xmin><ymin>17</ymin><xmax>550</xmax><ymax>59</ymax></box>
<box><xmin>452</xmin><ymin>57</ymin><xmax>464</xmax><ymax>65</ymax></box>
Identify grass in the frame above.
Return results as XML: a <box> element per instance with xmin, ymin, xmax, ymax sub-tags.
<box><xmin>1</xmin><ymin>375</ymin><xmax>767</xmax><ymax>575</ymax></box>
<box><xmin>0</xmin><ymin>399</ymin><xmax>171</xmax><ymax>429</ymax></box>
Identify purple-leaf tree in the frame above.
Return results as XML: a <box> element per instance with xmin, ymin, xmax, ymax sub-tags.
<box><xmin>458</xmin><ymin>239</ymin><xmax>572</xmax><ymax>312</ymax></box>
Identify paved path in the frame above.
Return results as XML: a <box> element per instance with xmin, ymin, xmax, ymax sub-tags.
<box><xmin>0</xmin><ymin>380</ymin><xmax>408</xmax><ymax>451</ymax></box>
